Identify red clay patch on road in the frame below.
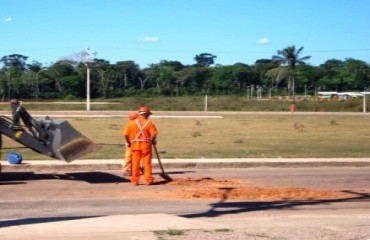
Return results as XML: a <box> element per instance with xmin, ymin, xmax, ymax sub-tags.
<box><xmin>128</xmin><ymin>177</ymin><xmax>346</xmax><ymax>200</ymax></box>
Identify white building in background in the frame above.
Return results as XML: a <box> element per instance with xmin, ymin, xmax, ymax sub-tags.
<box><xmin>317</xmin><ymin>91</ymin><xmax>338</xmax><ymax>99</ymax></box>
<box><xmin>337</xmin><ymin>92</ymin><xmax>363</xmax><ymax>99</ymax></box>
<box><xmin>318</xmin><ymin>91</ymin><xmax>363</xmax><ymax>99</ymax></box>
<box><xmin>317</xmin><ymin>91</ymin><xmax>370</xmax><ymax>112</ymax></box>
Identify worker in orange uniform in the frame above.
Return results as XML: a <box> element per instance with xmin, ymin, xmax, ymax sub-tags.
<box><xmin>122</xmin><ymin>112</ymin><xmax>139</xmax><ymax>176</ymax></box>
<box><xmin>123</xmin><ymin>106</ymin><xmax>158</xmax><ymax>185</ymax></box>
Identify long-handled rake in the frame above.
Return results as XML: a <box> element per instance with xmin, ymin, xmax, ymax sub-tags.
<box><xmin>153</xmin><ymin>144</ymin><xmax>172</xmax><ymax>181</ymax></box>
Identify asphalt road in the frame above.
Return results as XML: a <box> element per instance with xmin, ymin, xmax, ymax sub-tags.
<box><xmin>1</xmin><ymin>167</ymin><xmax>369</xmax><ymax>220</ymax></box>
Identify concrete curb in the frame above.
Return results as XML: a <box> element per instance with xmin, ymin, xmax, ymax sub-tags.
<box><xmin>2</xmin><ymin>158</ymin><xmax>370</xmax><ymax>172</ymax></box>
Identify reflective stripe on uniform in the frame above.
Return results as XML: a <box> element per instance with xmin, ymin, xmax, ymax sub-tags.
<box><xmin>132</xmin><ymin>119</ymin><xmax>151</xmax><ymax>143</ymax></box>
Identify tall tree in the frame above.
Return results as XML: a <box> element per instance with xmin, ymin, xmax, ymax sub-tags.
<box><xmin>342</xmin><ymin>58</ymin><xmax>370</xmax><ymax>90</ymax></box>
<box><xmin>90</xmin><ymin>59</ymin><xmax>113</xmax><ymax>98</ymax></box>
<box><xmin>317</xmin><ymin>59</ymin><xmax>344</xmax><ymax>91</ymax></box>
<box><xmin>194</xmin><ymin>53</ymin><xmax>217</xmax><ymax>67</ymax></box>
<box><xmin>272</xmin><ymin>46</ymin><xmax>311</xmax><ymax>101</ymax></box>
<box><xmin>0</xmin><ymin>54</ymin><xmax>29</xmax><ymax>100</ymax></box>
<box><xmin>27</xmin><ymin>61</ymin><xmax>45</xmax><ymax>100</ymax></box>
<box><xmin>294</xmin><ymin>64</ymin><xmax>320</xmax><ymax>95</ymax></box>
<box><xmin>265</xmin><ymin>67</ymin><xmax>288</xmax><ymax>88</ymax></box>
<box><xmin>0</xmin><ymin>54</ymin><xmax>28</xmax><ymax>70</ymax></box>
<box><xmin>47</xmin><ymin>60</ymin><xmax>78</xmax><ymax>98</ymax></box>
<box><xmin>158</xmin><ymin>60</ymin><xmax>184</xmax><ymax>71</ymax></box>
<box><xmin>254</xmin><ymin>59</ymin><xmax>280</xmax><ymax>88</ymax></box>
<box><xmin>114</xmin><ymin>61</ymin><xmax>140</xmax><ymax>88</ymax></box>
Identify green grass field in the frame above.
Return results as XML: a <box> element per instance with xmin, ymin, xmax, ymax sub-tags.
<box><xmin>1</xmin><ymin>114</ymin><xmax>369</xmax><ymax>160</ymax></box>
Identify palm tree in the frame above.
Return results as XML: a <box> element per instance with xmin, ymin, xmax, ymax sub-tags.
<box><xmin>272</xmin><ymin>45</ymin><xmax>311</xmax><ymax>102</ymax></box>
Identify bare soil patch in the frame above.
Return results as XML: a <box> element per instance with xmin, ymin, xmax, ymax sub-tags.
<box><xmin>128</xmin><ymin>177</ymin><xmax>347</xmax><ymax>200</ymax></box>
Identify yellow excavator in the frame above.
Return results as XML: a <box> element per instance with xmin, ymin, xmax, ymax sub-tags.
<box><xmin>0</xmin><ymin>99</ymin><xmax>99</xmax><ymax>172</ymax></box>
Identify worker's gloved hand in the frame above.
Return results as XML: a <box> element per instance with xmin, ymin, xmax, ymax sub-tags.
<box><xmin>151</xmin><ymin>139</ymin><xmax>157</xmax><ymax>146</ymax></box>
<box><xmin>125</xmin><ymin>142</ymin><xmax>131</xmax><ymax>148</ymax></box>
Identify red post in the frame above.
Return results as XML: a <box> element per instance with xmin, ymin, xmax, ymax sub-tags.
<box><xmin>290</xmin><ymin>104</ymin><xmax>297</xmax><ymax>113</ymax></box>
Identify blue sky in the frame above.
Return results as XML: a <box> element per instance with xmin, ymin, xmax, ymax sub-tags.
<box><xmin>1</xmin><ymin>0</ymin><xmax>369</xmax><ymax>68</ymax></box>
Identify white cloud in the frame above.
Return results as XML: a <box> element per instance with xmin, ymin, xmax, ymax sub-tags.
<box><xmin>256</xmin><ymin>37</ymin><xmax>270</xmax><ymax>45</ymax></box>
<box><xmin>4</xmin><ymin>17</ymin><xmax>12</xmax><ymax>22</ymax></box>
<box><xmin>138</xmin><ymin>37</ymin><xmax>160</xmax><ymax>43</ymax></box>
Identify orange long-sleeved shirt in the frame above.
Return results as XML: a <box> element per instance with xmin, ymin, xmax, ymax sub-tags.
<box><xmin>123</xmin><ymin>115</ymin><xmax>158</xmax><ymax>150</ymax></box>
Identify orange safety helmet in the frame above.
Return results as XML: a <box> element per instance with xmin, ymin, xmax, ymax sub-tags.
<box><xmin>128</xmin><ymin>112</ymin><xmax>139</xmax><ymax>120</ymax></box>
<box><xmin>138</xmin><ymin>106</ymin><xmax>152</xmax><ymax>115</ymax></box>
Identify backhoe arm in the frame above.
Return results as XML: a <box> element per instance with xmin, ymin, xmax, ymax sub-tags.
<box><xmin>0</xmin><ymin>116</ymin><xmax>54</xmax><ymax>157</ymax></box>
<box><xmin>0</xmin><ymin>100</ymin><xmax>99</xmax><ymax>162</ymax></box>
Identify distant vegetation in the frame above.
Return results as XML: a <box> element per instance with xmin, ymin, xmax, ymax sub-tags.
<box><xmin>0</xmin><ymin>45</ymin><xmax>369</xmax><ymax>102</ymax></box>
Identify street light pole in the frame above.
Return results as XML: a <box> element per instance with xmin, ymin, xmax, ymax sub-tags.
<box><xmin>363</xmin><ymin>91</ymin><xmax>370</xmax><ymax>113</ymax></box>
<box><xmin>82</xmin><ymin>47</ymin><xmax>94</xmax><ymax>111</ymax></box>
<box><xmin>86</xmin><ymin>65</ymin><xmax>91</xmax><ymax>111</ymax></box>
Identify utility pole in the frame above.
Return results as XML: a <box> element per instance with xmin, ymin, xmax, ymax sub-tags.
<box><xmin>204</xmin><ymin>95</ymin><xmax>208</xmax><ymax>112</ymax></box>
<box><xmin>82</xmin><ymin>47</ymin><xmax>94</xmax><ymax>111</ymax></box>
<box><xmin>86</xmin><ymin>65</ymin><xmax>90</xmax><ymax>111</ymax></box>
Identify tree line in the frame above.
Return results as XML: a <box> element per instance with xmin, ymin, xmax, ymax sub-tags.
<box><xmin>0</xmin><ymin>45</ymin><xmax>369</xmax><ymax>101</ymax></box>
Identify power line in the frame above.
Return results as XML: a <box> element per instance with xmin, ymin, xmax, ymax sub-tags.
<box><xmin>1</xmin><ymin>46</ymin><xmax>370</xmax><ymax>55</ymax></box>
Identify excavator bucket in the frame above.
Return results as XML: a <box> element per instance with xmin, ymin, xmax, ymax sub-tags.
<box><xmin>35</xmin><ymin>118</ymin><xmax>100</xmax><ymax>162</ymax></box>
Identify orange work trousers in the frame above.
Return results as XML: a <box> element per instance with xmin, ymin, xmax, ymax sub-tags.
<box><xmin>131</xmin><ymin>148</ymin><xmax>154</xmax><ymax>184</ymax></box>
